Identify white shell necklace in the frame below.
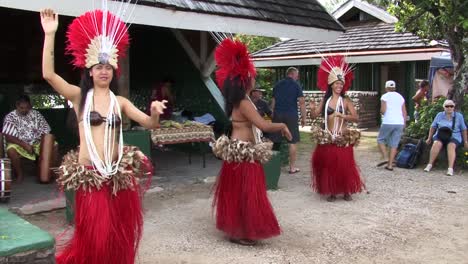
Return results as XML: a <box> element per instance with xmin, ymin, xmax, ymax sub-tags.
<box><xmin>82</xmin><ymin>89</ymin><xmax>123</xmax><ymax>177</ymax></box>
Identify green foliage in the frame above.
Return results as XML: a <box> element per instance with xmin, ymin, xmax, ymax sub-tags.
<box><xmin>235</xmin><ymin>35</ymin><xmax>280</xmax><ymax>54</ymax></box>
<box><xmin>405</xmin><ymin>95</ymin><xmax>468</xmax><ymax>139</ymax></box>
<box><xmin>30</xmin><ymin>94</ymin><xmax>67</xmax><ymax>109</ymax></box>
<box><xmin>235</xmin><ymin>34</ymin><xmax>281</xmax><ymax>100</ymax></box>
<box><xmin>388</xmin><ymin>0</ymin><xmax>467</xmax><ymax>107</ymax></box>
<box><xmin>463</xmin><ymin>149</ymin><xmax>468</xmax><ymax>169</ymax></box>
<box><xmin>388</xmin><ymin>1</ymin><xmax>467</xmax><ymax>43</ymax></box>
<box><xmin>256</xmin><ymin>68</ymin><xmax>275</xmax><ymax>99</ymax></box>
<box><xmin>405</xmin><ymin>97</ymin><xmax>444</xmax><ymax>139</ymax></box>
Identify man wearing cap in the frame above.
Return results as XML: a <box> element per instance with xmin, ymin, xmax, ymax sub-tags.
<box><xmin>250</xmin><ymin>88</ymin><xmax>272</xmax><ymax>118</ymax></box>
<box><xmin>377</xmin><ymin>80</ymin><xmax>407</xmax><ymax>170</ymax></box>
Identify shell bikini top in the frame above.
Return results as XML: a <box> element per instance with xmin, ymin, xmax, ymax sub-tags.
<box><xmin>79</xmin><ymin>96</ymin><xmax>122</xmax><ymax>127</ymax></box>
<box><xmin>86</xmin><ymin>111</ymin><xmax>121</xmax><ymax>127</ymax></box>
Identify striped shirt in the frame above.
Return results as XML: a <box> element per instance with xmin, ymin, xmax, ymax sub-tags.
<box><xmin>2</xmin><ymin>110</ymin><xmax>51</xmax><ymax>145</ymax></box>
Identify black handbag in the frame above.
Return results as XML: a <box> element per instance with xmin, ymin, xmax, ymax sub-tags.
<box><xmin>437</xmin><ymin>115</ymin><xmax>456</xmax><ymax>143</ymax></box>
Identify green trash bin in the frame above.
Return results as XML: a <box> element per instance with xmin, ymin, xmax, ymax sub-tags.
<box><xmin>263</xmin><ymin>151</ymin><xmax>281</xmax><ymax>190</ymax></box>
<box><xmin>273</xmin><ymin>141</ymin><xmax>289</xmax><ymax>166</ymax></box>
<box><xmin>65</xmin><ymin>189</ymin><xmax>75</xmax><ymax>224</ymax></box>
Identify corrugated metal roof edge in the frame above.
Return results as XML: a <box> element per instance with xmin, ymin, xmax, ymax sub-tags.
<box><xmin>253</xmin><ymin>39</ymin><xmax>294</xmax><ymax>55</ymax></box>
<box><xmin>136</xmin><ymin>1</ymin><xmax>345</xmax><ymax>31</ymax></box>
<box><xmin>253</xmin><ymin>47</ymin><xmax>449</xmax><ymax>60</ymax></box>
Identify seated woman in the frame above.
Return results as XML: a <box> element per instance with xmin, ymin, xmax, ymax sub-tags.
<box><xmin>423</xmin><ymin>99</ymin><xmax>467</xmax><ymax>176</ymax></box>
<box><xmin>147</xmin><ymin>78</ymin><xmax>175</xmax><ymax>120</ymax></box>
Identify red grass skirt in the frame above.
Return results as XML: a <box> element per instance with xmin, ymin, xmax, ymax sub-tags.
<box><xmin>311</xmin><ymin>144</ymin><xmax>364</xmax><ymax>195</ymax></box>
<box><xmin>56</xmin><ymin>181</ymin><xmax>143</xmax><ymax>264</ymax></box>
<box><xmin>213</xmin><ymin>161</ymin><xmax>281</xmax><ymax>240</ymax></box>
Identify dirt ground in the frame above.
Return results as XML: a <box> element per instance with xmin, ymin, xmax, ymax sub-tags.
<box><xmin>25</xmin><ymin>135</ymin><xmax>468</xmax><ymax>264</ymax></box>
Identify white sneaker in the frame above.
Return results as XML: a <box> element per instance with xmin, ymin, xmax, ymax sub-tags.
<box><xmin>423</xmin><ymin>164</ymin><xmax>432</xmax><ymax>172</ymax></box>
<box><xmin>446</xmin><ymin>168</ymin><xmax>454</xmax><ymax>176</ymax></box>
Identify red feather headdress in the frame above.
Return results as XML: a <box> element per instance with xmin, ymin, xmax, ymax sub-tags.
<box><xmin>66</xmin><ymin>9</ymin><xmax>129</xmax><ymax>69</ymax></box>
<box><xmin>317</xmin><ymin>55</ymin><xmax>354</xmax><ymax>92</ymax></box>
<box><xmin>214</xmin><ymin>38</ymin><xmax>257</xmax><ymax>90</ymax></box>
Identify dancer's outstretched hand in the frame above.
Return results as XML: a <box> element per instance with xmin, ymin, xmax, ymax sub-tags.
<box><xmin>40</xmin><ymin>9</ymin><xmax>58</xmax><ymax>35</ymax></box>
<box><xmin>151</xmin><ymin>100</ymin><xmax>167</xmax><ymax>115</ymax></box>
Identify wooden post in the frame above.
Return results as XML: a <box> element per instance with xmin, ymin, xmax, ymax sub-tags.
<box><xmin>372</xmin><ymin>62</ymin><xmax>381</xmax><ymax>125</ymax></box>
<box><xmin>118</xmin><ymin>52</ymin><xmax>131</xmax><ymax>130</ymax></box>
<box><xmin>404</xmin><ymin>61</ymin><xmax>416</xmax><ymax>121</ymax></box>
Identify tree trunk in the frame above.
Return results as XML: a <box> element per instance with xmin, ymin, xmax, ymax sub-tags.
<box><xmin>446</xmin><ymin>30</ymin><xmax>466</xmax><ymax>109</ymax></box>
<box><xmin>450</xmin><ymin>58</ymin><xmax>468</xmax><ymax>110</ymax></box>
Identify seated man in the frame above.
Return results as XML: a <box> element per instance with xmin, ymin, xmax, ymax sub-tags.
<box><xmin>250</xmin><ymin>87</ymin><xmax>272</xmax><ymax>118</ymax></box>
<box><xmin>2</xmin><ymin>95</ymin><xmax>56</xmax><ymax>183</ymax></box>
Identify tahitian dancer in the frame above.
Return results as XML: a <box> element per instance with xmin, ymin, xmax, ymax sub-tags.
<box><xmin>211</xmin><ymin>38</ymin><xmax>292</xmax><ymax>245</ymax></box>
<box><xmin>309</xmin><ymin>56</ymin><xmax>365</xmax><ymax>202</ymax></box>
<box><xmin>41</xmin><ymin>6</ymin><xmax>166</xmax><ymax>264</ymax></box>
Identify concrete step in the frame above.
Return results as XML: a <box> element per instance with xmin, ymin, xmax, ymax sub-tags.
<box><xmin>0</xmin><ymin>208</ymin><xmax>55</xmax><ymax>263</ymax></box>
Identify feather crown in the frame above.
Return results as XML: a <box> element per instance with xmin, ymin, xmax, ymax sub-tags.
<box><xmin>214</xmin><ymin>38</ymin><xmax>256</xmax><ymax>90</ymax></box>
<box><xmin>66</xmin><ymin>9</ymin><xmax>129</xmax><ymax>69</ymax></box>
<box><xmin>317</xmin><ymin>55</ymin><xmax>354</xmax><ymax>92</ymax></box>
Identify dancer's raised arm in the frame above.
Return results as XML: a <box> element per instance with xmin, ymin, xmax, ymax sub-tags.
<box><xmin>41</xmin><ymin>9</ymin><xmax>80</xmax><ymax>102</ymax></box>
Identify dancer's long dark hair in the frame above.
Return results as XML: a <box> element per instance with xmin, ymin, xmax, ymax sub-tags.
<box><xmin>78</xmin><ymin>67</ymin><xmax>119</xmax><ymax>115</ymax></box>
<box><xmin>222</xmin><ymin>76</ymin><xmax>249</xmax><ymax>118</ymax></box>
<box><xmin>321</xmin><ymin>83</ymin><xmax>346</xmax><ymax>117</ymax></box>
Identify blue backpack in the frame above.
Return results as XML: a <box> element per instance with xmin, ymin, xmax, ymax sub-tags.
<box><xmin>396</xmin><ymin>140</ymin><xmax>423</xmax><ymax>169</ymax></box>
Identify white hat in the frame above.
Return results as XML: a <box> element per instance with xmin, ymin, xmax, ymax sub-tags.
<box><xmin>385</xmin><ymin>80</ymin><xmax>396</xmax><ymax>88</ymax></box>
<box><xmin>443</xmin><ymin>99</ymin><xmax>455</xmax><ymax>107</ymax></box>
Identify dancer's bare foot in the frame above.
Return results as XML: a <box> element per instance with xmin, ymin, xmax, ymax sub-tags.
<box><xmin>343</xmin><ymin>194</ymin><xmax>352</xmax><ymax>201</ymax></box>
<box><xmin>229</xmin><ymin>238</ymin><xmax>257</xmax><ymax>246</ymax></box>
<box><xmin>326</xmin><ymin>195</ymin><xmax>336</xmax><ymax>202</ymax></box>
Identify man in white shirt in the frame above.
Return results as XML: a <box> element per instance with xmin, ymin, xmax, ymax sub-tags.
<box><xmin>377</xmin><ymin>81</ymin><xmax>407</xmax><ymax>170</ymax></box>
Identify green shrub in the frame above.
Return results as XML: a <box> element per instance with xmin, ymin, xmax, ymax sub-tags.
<box><xmin>405</xmin><ymin>97</ymin><xmax>444</xmax><ymax>139</ymax></box>
<box><xmin>463</xmin><ymin>150</ymin><xmax>468</xmax><ymax>169</ymax></box>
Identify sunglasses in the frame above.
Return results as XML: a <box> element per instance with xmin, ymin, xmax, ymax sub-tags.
<box><xmin>444</xmin><ymin>105</ymin><xmax>454</xmax><ymax>108</ymax></box>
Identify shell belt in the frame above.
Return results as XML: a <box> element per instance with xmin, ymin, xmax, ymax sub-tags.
<box><xmin>310</xmin><ymin>126</ymin><xmax>361</xmax><ymax>147</ymax></box>
<box><xmin>212</xmin><ymin>135</ymin><xmax>273</xmax><ymax>164</ymax></box>
<box><xmin>55</xmin><ymin>146</ymin><xmax>150</xmax><ymax>195</ymax></box>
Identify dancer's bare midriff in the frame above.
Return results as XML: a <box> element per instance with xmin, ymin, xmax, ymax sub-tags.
<box><xmin>77</xmin><ymin>122</ymin><xmax>120</xmax><ymax>166</ymax></box>
<box><xmin>326</xmin><ymin>115</ymin><xmax>349</xmax><ymax>134</ymax></box>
